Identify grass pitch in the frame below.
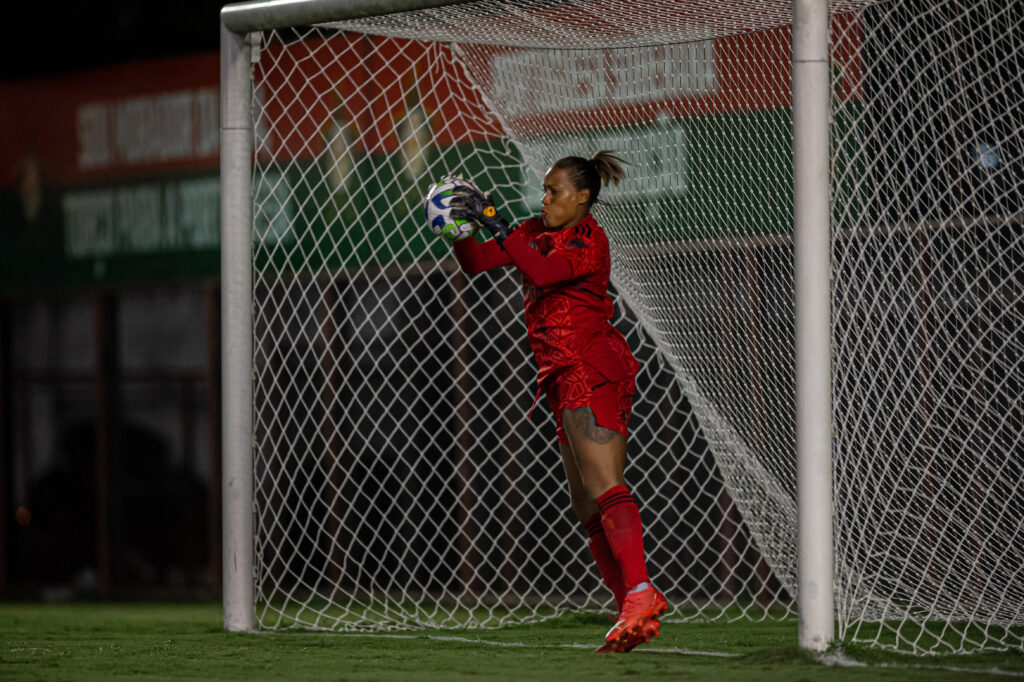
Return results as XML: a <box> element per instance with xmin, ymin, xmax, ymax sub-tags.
<box><xmin>2</xmin><ymin>602</ymin><xmax>1022</xmax><ymax>680</ymax></box>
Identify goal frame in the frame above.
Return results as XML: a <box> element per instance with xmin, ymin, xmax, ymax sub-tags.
<box><xmin>218</xmin><ymin>0</ymin><xmax>834</xmax><ymax>649</ymax></box>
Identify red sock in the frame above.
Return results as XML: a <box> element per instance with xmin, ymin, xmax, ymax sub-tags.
<box><xmin>596</xmin><ymin>486</ymin><xmax>650</xmax><ymax>591</ymax></box>
<box><xmin>584</xmin><ymin>513</ymin><xmax>626</xmax><ymax>611</ymax></box>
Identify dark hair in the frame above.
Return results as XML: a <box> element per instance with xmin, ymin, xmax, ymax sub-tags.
<box><xmin>551</xmin><ymin>150</ymin><xmax>627</xmax><ymax>208</ymax></box>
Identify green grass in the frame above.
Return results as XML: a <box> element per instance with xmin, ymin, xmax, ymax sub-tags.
<box><xmin>1</xmin><ymin>603</ymin><xmax>1022</xmax><ymax>681</ymax></box>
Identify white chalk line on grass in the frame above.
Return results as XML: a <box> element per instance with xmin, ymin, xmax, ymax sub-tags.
<box><xmin>866</xmin><ymin>663</ymin><xmax>1022</xmax><ymax>679</ymax></box>
<box><xmin>817</xmin><ymin>651</ymin><xmax>1024</xmax><ymax>678</ymax></box>
<box><xmin>330</xmin><ymin>632</ymin><xmax>1023</xmax><ymax>676</ymax></box>
<box><xmin>434</xmin><ymin>636</ymin><xmax>739</xmax><ymax>658</ymax></box>
<box><xmin>336</xmin><ymin>632</ymin><xmax>736</xmax><ymax>657</ymax></box>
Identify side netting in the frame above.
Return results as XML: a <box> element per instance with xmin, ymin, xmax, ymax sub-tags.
<box><xmin>246</xmin><ymin>0</ymin><xmax>1024</xmax><ymax>653</ymax></box>
<box><xmin>831</xmin><ymin>1</ymin><xmax>1024</xmax><ymax>653</ymax></box>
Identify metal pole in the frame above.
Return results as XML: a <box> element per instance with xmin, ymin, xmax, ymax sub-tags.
<box><xmin>221</xmin><ymin>0</ymin><xmax>476</xmax><ymax>33</ymax></box>
<box><xmin>204</xmin><ymin>283</ymin><xmax>223</xmax><ymax>593</ymax></box>
<box><xmin>792</xmin><ymin>0</ymin><xmax>834</xmax><ymax>651</ymax></box>
<box><xmin>220</xmin><ymin>18</ymin><xmax>254</xmax><ymax>632</ymax></box>
<box><xmin>93</xmin><ymin>294</ymin><xmax>119</xmax><ymax>599</ymax></box>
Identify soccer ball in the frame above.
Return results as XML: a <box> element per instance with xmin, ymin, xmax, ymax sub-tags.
<box><xmin>424</xmin><ymin>175</ymin><xmax>480</xmax><ymax>242</ymax></box>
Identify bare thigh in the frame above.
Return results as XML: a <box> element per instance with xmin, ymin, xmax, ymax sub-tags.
<box><xmin>561</xmin><ymin>406</ymin><xmax>627</xmax><ymax>503</ymax></box>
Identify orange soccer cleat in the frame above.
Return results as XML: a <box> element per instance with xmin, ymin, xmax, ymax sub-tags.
<box><xmin>598</xmin><ymin>585</ymin><xmax>668</xmax><ymax>653</ymax></box>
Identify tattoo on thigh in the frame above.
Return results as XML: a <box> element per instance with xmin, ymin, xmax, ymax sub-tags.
<box><xmin>570</xmin><ymin>406</ymin><xmax>616</xmax><ymax>445</ymax></box>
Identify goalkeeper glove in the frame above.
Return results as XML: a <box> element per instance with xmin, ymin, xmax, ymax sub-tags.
<box><xmin>449</xmin><ymin>186</ymin><xmax>512</xmax><ymax>243</ymax></box>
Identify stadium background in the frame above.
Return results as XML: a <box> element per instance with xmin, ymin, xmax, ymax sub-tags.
<box><xmin>2</xmin><ymin>0</ymin><xmax>1014</xmax><ymax>613</ymax></box>
<box><xmin>0</xmin><ymin>1</ymin><xmax>226</xmax><ymax>598</ymax></box>
<box><xmin>0</xmin><ymin>0</ymin><xmax>775</xmax><ymax>605</ymax></box>
<box><xmin>1</xmin><ymin>1</ymin><xmax>774</xmax><ymax>605</ymax></box>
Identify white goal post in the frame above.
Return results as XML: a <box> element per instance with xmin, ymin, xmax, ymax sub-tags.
<box><xmin>220</xmin><ymin>0</ymin><xmax>1024</xmax><ymax>655</ymax></box>
<box><xmin>220</xmin><ymin>0</ymin><xmax>505</xmax><ymax>635</ymax></box>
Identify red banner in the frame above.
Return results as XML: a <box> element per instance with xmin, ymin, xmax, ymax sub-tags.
<box><xmin>254</xmin><ymin>33</ymin><xmax>504</xmax><ymax>163</ymax></box>
<box><xmin>0</xmin><ymin>16</ymin><xmax>860</xmax><ymax>190</ymax></box>
<box><xmin>253</xmin><ymin>16</ymin><xmax>860</xmax><ymax>163</ymax></box>
<box><xmin>0</xmin><ymin>53</ymin><xmax>219</xmax><ymax>191</ymax></box>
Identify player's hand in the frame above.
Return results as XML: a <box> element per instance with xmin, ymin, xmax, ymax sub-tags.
<box><xmin>449</xmin><ymin>186</ymin><xmax>512</xmax><ymax>243</ymax></box>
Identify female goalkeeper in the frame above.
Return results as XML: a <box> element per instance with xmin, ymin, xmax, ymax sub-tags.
<box><xmin>448</xmin><ymin>152</ymin><xmax>667</xmax><ymax>653</ymax></box>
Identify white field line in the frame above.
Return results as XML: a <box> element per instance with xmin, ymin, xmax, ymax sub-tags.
<box><xmin>329</xmin><ymin>632</ymin><xmax>1024</xmax><ymax>676</ymax></box>
<box><xmin>817</xmin><ymin>651</ymin><xmax>1024</xmax><ymax>678</ymax></box>
<box><xmin>335</xmin><ymin>632</ymin><xmax>737</xmax><ymax>657</ymax></box>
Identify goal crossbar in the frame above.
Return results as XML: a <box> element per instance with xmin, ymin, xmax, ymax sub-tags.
<box><xmin>221</xmin><ymin>0</ymin><xmax>478</xmax><ymax>33</ymax></box>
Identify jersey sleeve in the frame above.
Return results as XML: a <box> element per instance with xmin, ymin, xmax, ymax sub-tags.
<box><xmin>452</xmin><ymin>234</ymin><xmax>513</xmax><ymax>274</ymax></box>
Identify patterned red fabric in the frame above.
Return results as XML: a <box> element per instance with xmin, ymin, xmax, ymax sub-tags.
<box><xmin>452</xmin><ymin>213</ymin><xmax>641</xmax><ymax>430</ymax></box>
<box><xmin>514</xmin><ymin>215</ymin><xmax>640</xmax><ymax>386</ymax></box>
<box><xmin>544</xmin><ymin>365</ymin><xmax>635</xmax><ymax>443</ymax></box>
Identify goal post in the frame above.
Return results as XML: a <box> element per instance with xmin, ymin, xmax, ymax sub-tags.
<box><xmin>220</xmin><ymin>0</ymin><xmax>485</xmax><ymax>635</ymax></box>
<box><xmin>219</xmin><ymin>0</ymin><xmax>1024</xmax><ymax>655</ymax></box>
<box><xmin>219</xmin><ymin>20</ymin><xmax>254</xmax><ymax>633</ymax></box>
<box><xmin>221</xmin><ymin>0</ymin><xmax>516</xmax><ymax>634</ymax></box>
<box><xmin>791</xmin><ymin>0</ymin><xmax>834</xmax><ymax>652</ymax></box>
<box><xmin>220</xmin><ymin>0</ymin><xmax>478</xmax><ymax>33</ymax></box>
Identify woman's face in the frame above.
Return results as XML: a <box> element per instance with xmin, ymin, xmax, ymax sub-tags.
<box><xmin>540</xmin><ymin>167</ymin><xmax>590</xmax><ymax>230</ymax></box>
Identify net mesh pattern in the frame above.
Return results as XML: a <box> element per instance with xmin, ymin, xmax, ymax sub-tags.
<box><xmin>245</xmin><ymin>0</ymin><xmax>1024</xmax><ymax>653</ymax></box>
<box><xmin>324</xmin><ymin>0</ymin><xmax>870</xmax><ymax>48</ymax></box>
<box><xmin>831</xmin><ymin>1</ymin><xmax>1024</xmax><ymax>652</ymax></box>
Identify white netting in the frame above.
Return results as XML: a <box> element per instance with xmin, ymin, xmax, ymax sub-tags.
<box><xmin>831</xmin><ymin>0</ymin><xmax>1024</xmax><ymax>653</ymax></box>
<box><xmin>244</xmin><ymin>0</ymin><xmax>1024</xmax><ymax>653</ymax></box>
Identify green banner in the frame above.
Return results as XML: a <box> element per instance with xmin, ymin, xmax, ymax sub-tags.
<box><xmin>1</xmin><ymin>174</ymin><xmax>220</xmax><ymax>294</ymax></box>
<box><xmin>2</xmin><ymin>106</ymin><xmax>846</xmax><ymax>293</ymax></box>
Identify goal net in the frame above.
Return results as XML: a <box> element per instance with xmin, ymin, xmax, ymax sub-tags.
<box><xmin>830</xmin><ymin>1</ymin><xmax>1024</xmax><ymax>653</ymax></box>
<box><xmin>234</xmin><ymin>0</ymin><xmax>1023</xmax><ymax>653</ymax></box>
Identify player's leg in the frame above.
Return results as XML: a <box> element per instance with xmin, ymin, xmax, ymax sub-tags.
<box><xmin>561</xmin><ymin>406</ymin><xmax>627</xmax><ymax>498</ymax></box>
<box><xmin>562</xmin><ymin>410</ymin><xmax>650</xmax><ymax>591</ymax></box>
<box><xmin>558</xmin><ymin>441</ymin><xmax>626</xmax><ymax>612</ymax></box>
<box><xmin>562</xmin><ymin>397</ymin><xmax>666</xmax><ymax>652</ymax></box>
<box><xmin>558</xmin><ymin>441</ymin><xmax>599</xmax><ymax>523</ymax></box>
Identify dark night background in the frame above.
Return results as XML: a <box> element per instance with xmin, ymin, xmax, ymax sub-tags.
<box><xmin>2</xmin><ymin>1</ymin><xmax>226</xmax><ymax>79</ymax></box>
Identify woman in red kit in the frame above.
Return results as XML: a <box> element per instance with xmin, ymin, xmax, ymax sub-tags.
<box><xmin>448</xmin><ymin>152</ymin><xmax>667</xmax><ymax>653</ymax></box>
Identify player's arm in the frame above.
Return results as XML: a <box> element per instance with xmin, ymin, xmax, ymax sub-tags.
<box><xmin>450</xmin><ymin>186</ymin><xmax>572</xmax><ymax>286</ymax></box>
<box><xmin>452</xmin><ymin>235</ymin><xmax>513</xmax><ymax>274</ymax></box>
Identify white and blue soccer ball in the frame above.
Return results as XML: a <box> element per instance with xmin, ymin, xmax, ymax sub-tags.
<box><xmin>424</xmin><ymin>175</ymin><xmax>480</xmax><ymax>242</ymax></box>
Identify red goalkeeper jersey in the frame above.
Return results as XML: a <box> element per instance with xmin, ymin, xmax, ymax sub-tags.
<box><xmin>454</xmin><ymin>214</ymin><xmax>640</xmax><ymax>386</ymax></box>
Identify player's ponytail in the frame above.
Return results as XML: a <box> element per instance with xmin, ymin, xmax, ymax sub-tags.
<box><xmin>590</xmin><ymin>150</ymin><xmax>626</xmax><ymax>191</ymax></box>
<box><xmin>551</xmin><ymin>150</ymin><xmax>627</xmax><ymax>208</ymax></box>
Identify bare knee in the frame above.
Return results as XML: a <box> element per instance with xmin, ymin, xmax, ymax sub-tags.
<box><xmin>569</xmin><ymin>491</ymin><xmax>598</xmax><ymax>524</ymax></box>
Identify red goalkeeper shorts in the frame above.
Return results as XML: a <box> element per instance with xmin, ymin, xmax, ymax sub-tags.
<box><xmin>543</xmin><ymin>363</ymin><xmax>636</xmax><ymax>445</ymax></box>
